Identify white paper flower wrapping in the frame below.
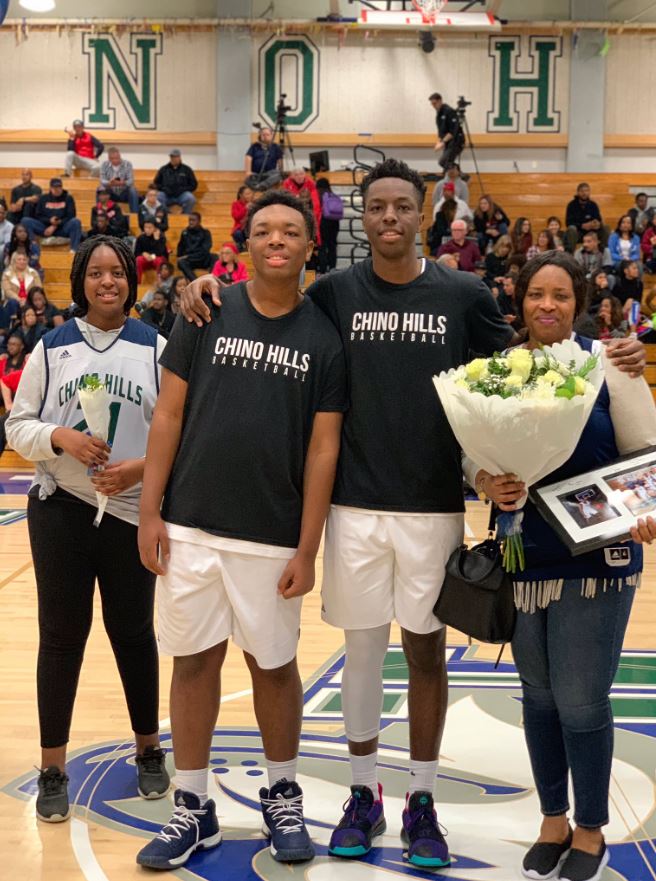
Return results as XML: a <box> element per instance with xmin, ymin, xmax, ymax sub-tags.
<box><xmin>77</xmin><ymin>382</ymin><xmax>111</xmax><ymax>527</ymax></box>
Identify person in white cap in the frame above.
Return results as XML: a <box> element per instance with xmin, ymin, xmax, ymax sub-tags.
<box><xmin>64</xmin><ymin>120</ymin><xmax>104</xmax><ymax>178</ymax></box>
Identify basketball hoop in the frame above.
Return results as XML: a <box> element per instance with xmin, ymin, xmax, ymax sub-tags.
<box><xmin>412</xmin><ymin>0</ymin><xmax>447</xmax><ymax>25</ymax></box>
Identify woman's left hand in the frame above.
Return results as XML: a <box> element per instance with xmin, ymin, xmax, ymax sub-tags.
<box><xmin>604</xmin><ymin>336</ymin><xmax>646</xmax><ymax>377</ymax></box>
<box><xmin>630</xmin><ymin>516</ymin><xmax>656</xmax><ymax>544</ymax></box>
<box><xmin>91</xmin><ymin>458</ymin><xmax>145</xmax><ymax>496</ymax></box>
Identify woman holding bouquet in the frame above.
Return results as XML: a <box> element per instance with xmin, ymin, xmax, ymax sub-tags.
<box><xmin>467</xmin><ymin>251</ymin><xmax>656</xmax><ymax>881</ymax></box>
<box><xmin>6</xmin><ymin>236</ymin><xmax>170</xmax><ymax>822</ymax></box>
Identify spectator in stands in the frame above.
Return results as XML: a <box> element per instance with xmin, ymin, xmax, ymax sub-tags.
<box><xmin>135</xmin><ymin>219</ymin><xmax>168</xmax><ymax>283</ymax></box>
<box><xmin>597</xmin><ymin>295</ymin><xmax>629</xmax><ymax>340</ymax></box>
<box><xmin>0</xmin><ymin>332</ymin><xmax>28</xmax><ymax>412</ymax></box>
<box><xmin>245</xmin><ymin>126</ymin><xmax>283</xmax><ymax>191</ymax></box>
<box><xmin>565</xmin><ymin>182</ymin><xmax>607</xmax><ymax>252</ymax></box>
<box><xmin>641</xmin><ymin>213</ymin><xmax>656</xmax><ymax>273</ymax></box>
<box><xmin>85</xmin><ymin>211</ymin><xmax>112</xmax><ymax>241</ymax></box>
<box><xmin>627</xmin><ymin>192</ymin><xmax>654</xmax><ymax>236</ymax></box>
<box><xmin>436</xmin><ymin>219</ymin><xmax>481</xmax><ymax>272</ymax></box>
<box><xmin>511</xmin><ymin>217</ymin><xmax>533</xmax><ymax>255</ymax></box>
<box><xmin>154</xmin><ymin>149</ymin><xmax>197</xmax><ymax>214</ymax></box>
<box><xmin>574</xmin><ymin>231</ymin><xmax>610</xmax><ymax>278</ymax></box>
<box><xmin>18</xmin><ymin>303</ymin><xmax>47</xmax><ymax>354</ymax></box>
<box><xmin>283</xmin><ymin>168</ymin><xmax>322</xmax><ymax>241</ymax></box>
<box><xmin>586</xmin><ymin>269</ymin><xmax>615</xmax><ymax>316</ymax></box>
<box><xmin>427</xmin><ymin>197</ymin><xmax>458</xmax><ymax>255</ymax></box>
<box><xmin>433</xmin><ymin>182</ymin><xmax>472</xmax><ymax>228</ymax></box>
<box><xmin>432</xmin><ymin>162</ymin><xmax>469</xmax><ymax>211</ymax></box>
<box><xmin>169</xmin><ymin>275</ymin><xmax>187</xmax><ymax>315</ymax></box>
<box><xmin>0</xmin><ymin>294</ymin><xmax>19</xmax><ymax>352</ymax></box>
<box><xmin>176</xmin><ymin>212</ymin><xmax>217</xmax><ymax>282</ymax></box>
<box><xmin>484</xmin><ymin>234</ymin><xmax>513</xmax><ymax>288</ymax></box>
<box><xmin>99</xmin><ymin>147</ymin><xmax>140</xmax><ymax>213</ymax></box>
<box><xmin>4</xmin><ymin>224</ymin><xmax>42</xmax><ymax>277</ymax></box>
<box><xmin>211</xmin><ymin>243</ymin><xmax>249</xmax><ymax>284</ymax></box>
<box><xmin>614</xmin><ymin>259</ymin><xmax>643</xmax><ymax>306</ymax></box>
<box><xmin>473</xmin><ymin>195</ymin><xmax>509</xmax><ymax>252</ymax></box>
<box><xmin>64</xmin><ymin>120</ymin><xmax>103</xmax><ymax>178</ymax></box>
<box><xmin>526</xmin><ymin>229</ymin><xmax>556</xmax><ymax>259</ymax></box>
<box><xmin>23</xmin><ymin>178</ymin><xmax>82</xmax><ymax>254</ymax></box>
<box><xmin>91</xmin><ymin>189</ymin><xmax>129</xmax><ymax>238</ymax></box>
<box><xmin>138</xmin><ymin>186</ymin><xmax>169</xmax><ymax>233</ymax></box>
<box><xmin>2</xmin><ymin>252</ymin><xmax>41</xmax><ymax>302</ymax></box>
<box><xmin>140</xmin><ymin>262</ymin><xmax>176</xmax><ymax>311</ymax></box>
<box><xmin>608</xmin><ymin>214</ymin><xmax>641</xmax><ymax>270</ymax></box>
<box><xmin>140</xmin><ymin>289</ymin><xmax>175</xmax><ymax>339</ymax></box>
<box><xmin>507</xmin><ymin>253</ymin><xmax>527</xmax><ymax>276</ymax></box>
<box><xmin>0</xmin><ymin>204</ymin><xmax>14</xmax><ymax>252</ymax></box>
<box><xmin>436</xmin><ymin>252</ymin><xmax>459</xmax><ymax>270</ymax></box>
<box><xmin>316</xmin><ymin>178</ymin><xmax>343</xmax><ymax>274</ymax></box>
<box><xmin>496</xmin><ymin>273</ymin><xmax>520</xmax><ymax>325</ymax></box>
<box><xmin>547</xmin><ymin>216</ymin><xmax>566</xmax><ymax>250</ymax></box>
<box><xmin>231</xmin><ymin>185</ymin><xmax>253</xmax><ymax>252</ymax></box>
<box><xmin>7</xmin><ymin>169</ymin><xmax>42</xmax><ymax>225</ymax></box>
<box><xmin>27</xmin><ymin>287</ymin><xmax>63</xmax><ymax>330</ymax></box>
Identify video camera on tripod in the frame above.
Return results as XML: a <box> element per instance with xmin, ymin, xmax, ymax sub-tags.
<box><xmin>276</xmin><ymin>94</ymin><xmax>293</xmax><ymax>123</ymax></box>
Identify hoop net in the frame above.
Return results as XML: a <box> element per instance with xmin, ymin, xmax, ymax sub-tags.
<box><xmin>411</xmin><ymin>0</ymin><xmax>447</xmax><ymax>25</ymax></box>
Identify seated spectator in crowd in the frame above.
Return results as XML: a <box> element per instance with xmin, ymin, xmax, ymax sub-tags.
<box><xmin>506</xmin><ymin>253</ymin><xmax>527</xmax><ymax>276</ymax></box>
<box><xmin>176</xmin><ymin>212</ymin><xmax>217</xmax><ymax>281</ymax></box>
<box><xmin>7</xmin><ymin>169</ymin><xmax>42</xmax><ymax>225</ymax></box>
<box><xmin>154</xmin><ymin>149</ymin><xmax>197</xmax><ymax>214</ymax></box>
<box><xmin>169</xmin><ymin>275</ymin><xmax>187</xmax><ymax>315</ymax></box>
<box><xmin>64</xmin><ymin>119</ymin><xmax>103</xmax><ymax>178</ymax></box>
<box><xmin>0</xmin><ymin>294</ymin><xmax>19</xmax><ymax>352</ymax></box>
<box><xmin>315</xmin><ymin>178</ymin><xmax>343</xmax><ymax>274</ymax></box>
<box><xmin>138</xmin><ymin>186</ymin><xmax>169</xmax><ymax>233</ymax></box>
<box><xmin>211</xmin><ymin>243</ymin><xmax>249</xmax><ymax>284</ymax></box>
<box><xmin>436</xmin><ymin>252</ymin><xmax>459</xmax><ymax>270</ymax></box>
<box><xmin>23</xmin><ymin>178</ymin><xmax>82</xmax><ymax>253</ymax></box>
<box><xmin>511</xmin><ymin>216</ymin><xmax>533</xmax><ymax>255</ymax></box>
<box><xmin>18</xmin><ymin>303</ymin><xmax>47</xmax><ymax>354</ymax></box>
<box><xmin>0</xmin><ymin>332</ymin><xmax>28</xmax><ymax>412</ymax></box>
<box><xmin>628</xmin><ymin>192</ymin><xmax>654</xmax><ymax>236</ymax></box>
<box><xmin>2</xmin><ymin>252</ymin><xmax>41</xmax><ymax>302</ymax></box>
<box><xmin>436</xmin><ymin>219</ymin><xmax>481</xmax><ymax>272</ymax></box>
<box><xmin>496</xmin><ymin>274</ymin><xmax>520</xmax><ymax>326</ymax></box>
<box><xmin>573</xmin><ymin>230</ymin><xmax>611</xmax><ymax>278</ymax></box>
<box><xmin>4</xmin><ymin>224</ymin><xmax>42</xmax><ymax>278</ymax></box>
<box><xmin>473</xmin><ymin>195</ymin><xmax>509</xmax><ymax>253</ymax></box>
<box><xmin>245</xmin><ymin>126</ymin><xmax>283</xmax><ymax>191</ymax></box>
<box><xmin>91</xmin><ymin>188</ymin><xmax>129</xmax><ymax>238</ymax></box>
<box><xmin>608</xmin><ymin>214</ymin><xmax>641</xmax><ymax>270</ymax></box>
<box><xmin>614</xmin><ymin>259</ymin><xmax>643</xmax><ymax>306</ymax></box>
<box><xmin>0</xmin><ymin>205</ymin><xmax>14</xmax><ymax>252</ymax></box>
<box><xmin>140</xmin><ymin>289</ymin><xmax>175</xmax><ymax>339</ymax></box>
<box><xmin>427</xmin><ymin>197</ymin><xmax>458</xmax><ymax>255</ymax></box>
<box><xmin>526</xmin><ymin>228</ymin><xmax>556</xmax><ymax>259</ymax></box>
<box><xmin>137</xmin><ymin>262</ymin><xmax>176</xmax><ymax>314</ymax></box>
<box><xmin>641</xmin><ymin>213</ymin><xmax>656</xmax><ymax>273</ymax></box>
<box><xmin>283</xmin><ymin>168</ymin><xmax>322</xmax><ymax>241</ymax></box>
<box><xmin>231</xmin><ymin>185</ymin><xmax>253</xmax><ymax>252</ymax></box>
<box><xmin>434</xmin><ymin>182</ymin><xmax>472</xmax><ymax>228</ymax></box>
<box><xmin>547</xmin><ymin>216</ymin><xmax>565</xmax><ymax>250</ymax></box>
<box><xmin>587</xmin><ymin>268</ymin><xmax>615</xmax><ymax>315</ymax></box>
<box><xmin>484</xmin><ymin>234</ymin><xmax>512</xmax><ymax>288</ymax></box>
<box><xmin>597</xmin><ymin>295</ymin><xmax>629</xmax><ymax>340</ymax></box>
<box><xmin>135</xmin><ymin>219</ymin><xmax>168</xmax><ymax>284</ymax></box>
<box><xmin>99</xmin><ymin>146</ymin><xmax>140</xmax><ymax>213</ymax></box>
<box><xmin>26</xmin><ymin>287</ymin><xmax>63</xmax><ymax>330</ymax></box>
<box><xmin>85</xmin><ymin>210</ymin><xmax>113</xmax><ymax>241</ymax></box>
<box><xmin>565</xmin><ymin>181</ymin><xmax>608</xmax><ymax>251</ymax></box>
<box><xmin>432</xmin><ymin>162</ymin><xmax>469</xmax><ymax>211</ymax></box>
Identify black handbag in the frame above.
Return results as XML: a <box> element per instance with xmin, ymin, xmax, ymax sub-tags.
<box><xmin>434</xmin><ymin>506</ymin><xmax>516</xmax><ymax>645</ymax></box>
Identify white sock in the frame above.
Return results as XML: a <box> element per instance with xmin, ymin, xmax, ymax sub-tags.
<box><xmin>266</xmin><ymin>757</ymin><xmax>298</xmax><ymax>789</ymax></box>
<box><xmin>173</xmin><ymin>767</ymin><xmax>209</xmax><ymax>803</ymax></box>
<box><xmin>349</xmin><ymin>751</ymin><xmax>379</xmax><ymax>796</ymax></box>
<box><xmin>408</xmin><ymin>759</ymin><xmax>438</xmax><ymax>796</ymax></box>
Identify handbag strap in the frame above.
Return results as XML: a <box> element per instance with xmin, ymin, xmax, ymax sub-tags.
<box><xmin>487</xmin><ymin>502</ymin><xmax>496</xmax><ymax>537</ymax></box>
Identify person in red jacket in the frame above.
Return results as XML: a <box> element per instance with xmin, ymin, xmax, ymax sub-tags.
<box><xmin>64</xmin><ymin>120</ymin><xmax>104</xmax><ymax>178</ymax></box>
<box><xmin>282</xmin><ymin>169</ymin><xmax>322</xmax><ymax>245</ymax></box>
<box><xmin>641</xmin><ymin>214</ymin><xmax>656</xmax><ymax>273</ymax></box>
<box><xmin>231</xmin><ymin>185</ymin><xmax>254</xmax><ymax>252</ymax></box>
<box><xmin>211</xmin><ymin>242</ymin><xmax>249</xmax><ymax>284</ymax></box>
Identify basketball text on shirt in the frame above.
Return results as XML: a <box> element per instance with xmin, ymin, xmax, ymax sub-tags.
<box><xmin>212</xmin><ymin>335</ymin><xmax>311</xmax><ymax>380</ymax></box>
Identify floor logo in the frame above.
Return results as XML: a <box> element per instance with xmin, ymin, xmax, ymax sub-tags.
<box><xmin>5</xmin><ymin>645</ymin><xmax>656</xmax><ymax>880</ymax></box>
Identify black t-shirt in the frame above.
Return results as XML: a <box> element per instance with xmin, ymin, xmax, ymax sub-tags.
<box><xmin>307</xmin><ymin>259</ymin><xmax>513</xmax><ymax>513</ymax></box>
<box><xmin>160</xmin><ymin>284</ymin><xmax>347</xmax><ymax>548</ymax></box>
<box><xmin>247</xmin><ymin>142</ymin><xmax>283</xmax><ymax>173</ymax></box>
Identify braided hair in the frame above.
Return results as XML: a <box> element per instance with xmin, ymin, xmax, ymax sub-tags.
<box><xmin>70</xmin><ymin>235</ymin><xmax>138</xmax><ymax>316</ymax></box>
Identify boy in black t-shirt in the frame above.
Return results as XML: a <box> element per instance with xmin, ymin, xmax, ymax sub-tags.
<box><xmin>136</xmin><ymin>191</ymin><xmax>346</xmax><ymax>871</ymax></box>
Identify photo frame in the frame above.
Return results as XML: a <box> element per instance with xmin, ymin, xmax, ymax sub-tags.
<box><xmin>529</xmin><ymin>446</ymin><xmax>656</xmax><ymax>556</ymax></box>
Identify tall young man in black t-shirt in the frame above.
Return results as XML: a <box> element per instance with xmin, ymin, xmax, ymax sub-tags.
<box><xmin>136</xmin><ymin>191</ymin><xmax>346</xmax><ymax>871</ymax></box>
<box><xmin>178</xmin><ymin>161</ymin><xmax>647</xmax><ymax>871</ymax></box>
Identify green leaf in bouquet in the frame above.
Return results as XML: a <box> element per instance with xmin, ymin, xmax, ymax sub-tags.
<box><xmin>576</xmin><ymin>354</ymin><xmax>599</xmax><ymax>379</ymax></box>
<box><xmin>555</xmin><ymin>375</ymin><xmax>576</xmax><ymax>399</ymax></box>
<box><xmin>79</xmin><ymin>374</ymin><xmax>105</xmax><ymax>392</ymax></box>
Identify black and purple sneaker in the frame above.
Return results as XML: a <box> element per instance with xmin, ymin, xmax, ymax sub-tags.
<box><xmin>401</xmin><ymin>791</ymin><xmax>450</xmax><ymax>868</ymax></box>
<box><xmin>328</xmin><ymin>783</ymin><xmax>386</xmax><ymax>858</ymax></box>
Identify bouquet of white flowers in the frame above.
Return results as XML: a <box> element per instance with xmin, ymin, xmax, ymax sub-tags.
<box><xmin>77</xmin><ymin>375</ymin><xmax>111</xmax><ymax>527</ymax></box>
<box><xmin>433</xmin><ymin>339</ymin><xmax>605</xmax><ymax>571</ymax></box>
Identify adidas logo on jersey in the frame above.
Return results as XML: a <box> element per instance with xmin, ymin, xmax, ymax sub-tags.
<box><xmin>59</xmin><ymin>350</ymin><xmax>72</xmax><ymax>360</ymax></box>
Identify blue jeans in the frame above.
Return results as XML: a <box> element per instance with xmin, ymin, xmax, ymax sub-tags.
<box><xmin>109</xmin><ymin>185</ymin><xmax>140</xmax><ymax>213</ymax></box>
<box><xmin>511</xmin><ymin>579</ymin><xmax>635</xmax><ymax>828</ymax></box>
<box><xmin>157</xmin><ymin>190</ymin><xmax>196</xmax><ymax>214</ymax></box>
<box><xmin>23</xmin><ymin>217</ymin><xmax>82</xmax><ymax>252</ymax></box>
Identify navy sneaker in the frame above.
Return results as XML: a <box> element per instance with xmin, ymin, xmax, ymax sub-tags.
<box><xmin>401</xmin><ymin>791</ymin><xmax>450</xmax><ymax>868</ymax></box>
<box><xmin>136</xmin><ymin>789</ymin><xmax>222</xmax><ymax>870</ymax></box>
<box><xmin>328</xmin><ymin>783</ymin><xmax>386</xmax><ymax>858</ymax></box>
<box><xmin>36</xmin><ymin>766</ymin><xmax>71</xmax><ymax>823</ymax></box>
<box><xmin>260</xmin><ymin>779</ymin><xmax>315</xmax><ymax>862</ymax></box>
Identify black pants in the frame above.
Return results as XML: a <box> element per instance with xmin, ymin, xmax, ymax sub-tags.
<box><xmin>178</xmin><ymin>253</ymin><xmax>219</xmax><ymax>281</ymax></box>
<box><xmin>318</xmin><ymin>219</ymin><xmax>339</xmax><ymax>273</ymax></box>
<box><xmin>28</xmin><ymin>490</ymin><xmax>158</xmax><ymax>749</ymax></box>
<box><xmin>438</xmin><ymin>135</ymin><xmax>464</xmax><ymax>171</ymax></box>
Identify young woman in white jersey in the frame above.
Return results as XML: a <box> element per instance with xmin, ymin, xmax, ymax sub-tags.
<box><xmin>6</xmin><ymin>236</ymin><xmax>170</xmax><ymax>822</ymax></box>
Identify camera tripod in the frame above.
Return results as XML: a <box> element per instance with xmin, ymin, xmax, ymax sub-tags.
<box><xmin>456</xmin><ymin>97</ymin><xmax>485</xmax><ymax>196</ymax></box>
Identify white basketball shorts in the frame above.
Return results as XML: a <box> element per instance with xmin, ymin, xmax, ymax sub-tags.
<box><xmin>157</xmin><ymin>524</ymin><xmax>302</xmax><ymax>670</ymax></box>
<box><xmin>321</xmin><ymin>505</ymin><xmax>464</xmax><ymax>634</ymax></box>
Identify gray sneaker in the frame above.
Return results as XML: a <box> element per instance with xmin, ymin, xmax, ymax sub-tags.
<box><xmin>136</xmin><ymin>746</ymin><xmax>170</xmax><ymax>799</ymax></box>
<box><xmin>36</xmin><ymin>766</ymin><xmax>70</xmax><ymax>823</ymax></box>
